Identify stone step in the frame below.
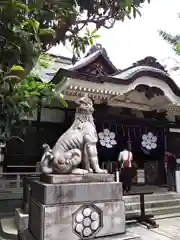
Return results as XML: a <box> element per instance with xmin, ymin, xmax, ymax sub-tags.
<box><xmin>18</xmin><ymin>229</ymin><xmax>141</xmax><ymax>240</ymax></box>
<box><xmin>1</xmin><ymin>193</ymin><xmax>180</xmax><ymax>240</ymax></box>
<box><xmin>123</xmin><ymin>192</ymin><xmax>180</xmax><ymax>203</ymax></box>
<box><xmin>126</xmin><ymin>205</ymin><xmax>180</xmax><ymax>218</ymax></box>
<box><xmin>1</xmin><ymin>218</ymin><xmax>141</xmax><ymax>240</ymax></box>
<box><xmin>0</xmin><ymin>218</ymin><xmax>17</xmax><ymax>240</ymax></box>
<box><xmin>0</xmin><ymin>212</ymin><xmax>15</xmax><ymax>218</ymax></box>
<box><xmin>155</xmin><ymin>212</ymin><xmax>180</xmax><ymax>220</ymax></box>
<box><xmin>3</xmin><ymin>213</ymin><xmax>180</xmax><ymax>240</ymax></box>
<box><xmin>125</xmin><ymin>198</ymin><xmax>180</xmax><ymax>211</ymax></box>
<box><xmin>97</xmin><ymin>232</ymin><xmax>141</xmax><ymax>240</ymax></box>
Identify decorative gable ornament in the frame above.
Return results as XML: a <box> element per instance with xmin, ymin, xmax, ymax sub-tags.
<box><xmin>98</xmin><ymin>129</ymin><xmax>117</xmax><ymax>148</ymax></box>
<box><xmin>141</xmin><ymin>132</ymin><xmax>157</xmax><ymax>151</ymax></box>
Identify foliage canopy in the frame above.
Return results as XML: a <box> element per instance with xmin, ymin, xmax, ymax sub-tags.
<box><xmin>0</xmin><ymin>0</ymin><xmax>150</xmax><ymax>72</ymax></box>
<box><xmin>0</xmin><ymin>65</ymin><xmax>57</xmax><ymax>141</ymax></box>
<box><xmin>0</xmin><ymin>0</ymin><xmax>151</xmax><ymax>141</ymax></box>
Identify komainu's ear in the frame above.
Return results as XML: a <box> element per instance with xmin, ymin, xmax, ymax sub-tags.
<box><xmin>75</xmin><ymin>95</ymin><xmax>92</xmax><ymax>106</ymax></box>
<box><xmin>42</xmin><ymin>143</ymin><xmax>50</xmax><ymax>151</ymax></box>
<box><xmin>75</xmin><ymin>96</ymin><xmax>86</xmax><ymax>106</ymax></box>
<box><xmin>75</xmin><ymin>98</ymin><xmax>81</xmax><ymax>106</ymax></box>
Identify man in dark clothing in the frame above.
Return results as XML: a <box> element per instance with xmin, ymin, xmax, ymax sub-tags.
<box><xmin>165</xmin><ymin>152</ymin><xmax>177</xmax><ymax>191</ymax></box>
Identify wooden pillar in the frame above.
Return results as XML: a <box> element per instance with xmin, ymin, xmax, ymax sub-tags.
<box><xmin>163</xmin><ymin>127</ymin><xmax>168</xmax><ymax>185</ymax></box>
<box><xmin>164</xmin><ymin>127</ymin><xmax>168</xmax><ymax>151</ymax></box>
<box><xmin>127</xmin><ymin>128</ymin><xmax>132</xmax><ymax>151</ymax></box>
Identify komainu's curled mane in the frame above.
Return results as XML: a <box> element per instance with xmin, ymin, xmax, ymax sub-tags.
<box><xmin>40</xmin><ymin>96</ymin><xmax>107</xmax><ymax>175</ymax></box>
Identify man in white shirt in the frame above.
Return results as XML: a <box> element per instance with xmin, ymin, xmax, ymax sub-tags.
<box><xmin>118</xmin><ymin>141</ymin><xmax>133</xmax><ymax>193</ymax></box>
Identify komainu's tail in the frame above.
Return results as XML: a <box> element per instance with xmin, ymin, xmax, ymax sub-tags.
<box><xmin>40</xmin><ymin>143</ymin><xmax>54</xmax><ymax>174</ymax></box>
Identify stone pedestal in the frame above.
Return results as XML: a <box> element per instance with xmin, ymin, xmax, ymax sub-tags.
<box><xmin>18</xmin><ymin>174</ymin><xmax>128</xmax><ymax>240</ymax></box>
<box><xmin>15</xmin><ymin>208</ymin><xmax>29</xmax><ymax>232</ymax></box>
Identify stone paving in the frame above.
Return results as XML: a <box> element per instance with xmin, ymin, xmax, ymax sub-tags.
<box><xmin>0</xmin><ymin>217</ymin><xmax>180</xmax><ymax>240</ymax></box>
<box><xmin>127</xmin><ymin>217</ymin><xmax>180</xmax><ymax>240</ymax></box>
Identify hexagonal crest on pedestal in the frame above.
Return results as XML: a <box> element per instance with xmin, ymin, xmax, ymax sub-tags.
<box><xmin>72</xmin><ymin>204</ymin><xmax>103</xmax><ymax>239</ymax></box>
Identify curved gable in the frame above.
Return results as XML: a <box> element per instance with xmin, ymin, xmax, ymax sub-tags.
<box><xmin>112</xmin><ymin>65</ymin><xmax>180</xmax><ymax>97</ymax></box>
<box><xmin>53</xmin><ymin>54</ymin><xmax>180</xmax><ymax>112</ymax></box>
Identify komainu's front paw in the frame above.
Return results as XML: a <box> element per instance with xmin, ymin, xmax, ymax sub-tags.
<box><xmin>88</xmin><ymin>168</ymin><xmax>93</xmax><ymax>173</ymax></box>
<box><xmin>72</xmin><ymin>168</ymin><xmax>89</xmax><ymax>175</ymax></box>
<box><xmin>95</xmin><ymin>168</ymin><xmax>108</xmax><ymax>174</ymax></box>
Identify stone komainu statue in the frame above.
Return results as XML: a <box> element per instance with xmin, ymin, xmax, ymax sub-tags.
<box><xmin>40</xmin><ymin>96</ymin><xmax>107</xmax><ymax>175</ymax></box>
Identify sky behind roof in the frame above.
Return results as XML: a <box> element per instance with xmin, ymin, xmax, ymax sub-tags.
<box><xmin>49</xmin><ymin>0</ymin><xmax>180</xmax><ymax>77</ymax></box>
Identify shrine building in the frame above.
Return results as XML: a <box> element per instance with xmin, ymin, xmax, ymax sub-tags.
<box><xmin>4</xmin><ymin>44</ymin><xmax>180</xmax><ymax>186</ymax></box>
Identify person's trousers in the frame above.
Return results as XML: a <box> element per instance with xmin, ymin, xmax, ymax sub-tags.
<box><xmin>167</xmin><ymin>169</ymin><xmax>176</xmax><ymax>191</ymax></box>
<box><xmin>120</xmin><ymin>167</ymin><xmax>132</xmax><ymax>192</ymax></box>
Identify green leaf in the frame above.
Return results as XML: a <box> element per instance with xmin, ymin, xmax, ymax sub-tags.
<box><xmin>13</xmin><ymin>1</ymin><xmax>29</xmax><ymax>12</ymax></box>
<box><xmin>134</xmin><ymin>7</ymin><xmax>141</xmax><ymax>17</ymax></box>
<box><xmin>39</xmin><ymin>28</ymin><xmax>56</xmax><ymax>37</ymax></box>
<box><xmin>91</xmin><ymin>28</ymin><xmax>98</xmax><ymax>35</ymax></box>
<box><xmin>176</xmin><ymin>42</ymin><xmax>180</xmax><ymax>53</ymax></box>
<box><xmin>92</xmin><ymin>34</ymin><xmax>101</xmax><ymax>39</ymax></box>
<box><xmin>133</xmin><ymin>7</ymin><xmax>136</xmax><ymax>18</ymax></box>
<box><xmin>32</xmin><ymin>20</ymin><xmax>40</xmax><ymax>32</ymax></box>
<box><xmin>86</xmin><ymin>28</ymin><xmax>91</xmax><ymax>36</ymax></box>
<box><xmin>58</xmin><ymin>94</ymin><xmax>68</xmax><ymax>108</ymax></box>
<box><xmin>19</xmin><ymin>101</ymin><xmax>30</xmax><ymax>108</ymax></box>
<box><xmin>11</xmin><ymin>65</ymin><xmax>24</xmax><ymax>71</ymax></box>
<box><xmin>29</xmin><ymin>91</ymin><xmax>41</xmax><ymax>96</ymax></box>
<box><xmin>126</xmin><ymin>0</ymin><xmax>132</xmax><ymax>7</ymax></box>
<box><xmin>89</xmin><ymin>37</ymin><xmax>94</xmax><ymax>45</ymax></box>
<box><xmin>23</xmin><ymin>19</ymin><xmax>40</xmax><ymax>32</ymax></box>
